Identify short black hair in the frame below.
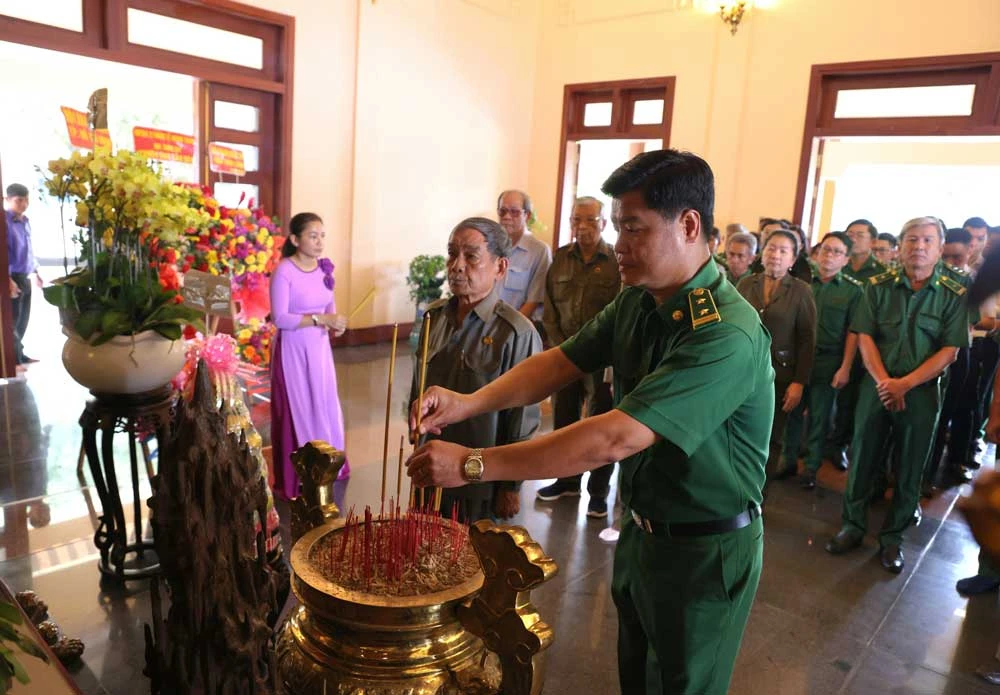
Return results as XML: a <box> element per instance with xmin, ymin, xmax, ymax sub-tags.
<box><xmin>846</xmin><ymin>218</ymin><xmax>878</xmax><ymax>239</ymax></box>
<box><xmin>601</xmin><ymin>149</ymin><xmax>714</xmax><ymax>241</ymax></box>
<box><xmin>945</xmin><ymin>227</ymin><xmax>972</xmax><ymax>246</ymax></box>
<box><xmin>989</xmin><ymin>226</ymin><xmax>1000</xmax><ymax>237</ymax></box>
<box><xmin>822</xmin><ymin>231</ymin><xmax>853</xmax><ymax>253</ymax></box>
<box><xmin>964</xmin><ymin>216</ymin><xmax>989</xmax><ymax>230</ymax></box>
<box><xmin>710</xmin><ymin>226</ymin><xmax>721</xmax><ymax>240</ymax></box>
<box><xmin>5</xmin><ymin>183</ymin><xmax>28</xmax><ymax>198</ymax></box>
<box><xmin>875</xmin><ymin>232</ymin><xmax>897</xmax><ymax>248</ymax></box>
<box><xmin>759</xmin><ymin>217</ymin><xmax>789</xmax><ymax>230</ymax></box>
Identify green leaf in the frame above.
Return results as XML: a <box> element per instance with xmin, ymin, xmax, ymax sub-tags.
<box><xmin>99</xmin><ymin>310</ymin><xmax>132</xmax><ymax>339</ymax></box>
<box><xmin>13</xmin><ymin>639</ymin><xmax>45</xmax><ymax>662</ymax></box>
<box><xmin>8</xmin><ymin>654</ymin><xmax>28</xmax><ymax>685</ymax></box>
<box><xmin>42</xmin><ymin>284</ymin><xmax>75</xmax><ymax>309</ymax></box>
<box><xmin>148</xmin><ymin>323</ymin><xmax>182</xmax><ymax>341</ymax></box>
<box><xmin>0</xmin><ymin>625</ymin><xmax>18</xmax><ymax>644</ymax></box>
<box><xmin>74</xmin><ymin>310</ymin><xmax>103</xmax><ymax>340</ymax></box>
<box><xmin>0</xmin><ymin>604</ymin><xmax>21</xmax><ymax>627</ymax></box>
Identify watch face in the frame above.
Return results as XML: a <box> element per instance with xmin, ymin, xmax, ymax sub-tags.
<box><xmin>465</xmin><ymin>457</ymin><xmax>483</xmax><ymax>481</ymax></box>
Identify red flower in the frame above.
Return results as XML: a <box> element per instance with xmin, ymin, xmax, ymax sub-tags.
<box><xmin>182</xmin><ymin>325</ymin><xmax>198</xmax><ymax>340</ymax></box>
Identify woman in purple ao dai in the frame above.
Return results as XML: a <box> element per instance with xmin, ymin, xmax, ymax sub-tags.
<box><xmin>269</xmin><ymin>212</ymin><xmax>349</xmax><ymax>499</ymax></box>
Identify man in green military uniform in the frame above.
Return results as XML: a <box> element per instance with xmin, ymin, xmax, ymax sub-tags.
<box><xmin>786</xmin><ymin>232</ymin><xmax>864</xmax><ymax>490</ymax></box>
<box><xmin>406</xmin><ymin>149</ymin><xmax>773</xmax><ymax>694</ymax></box>
<box><xmin>825</xmin><ymin>218</ymin><xmax>889</xmax><ymax>468</ymax></box>
<box><xmin>827</xmin><ymin>217</ymin><xmax>972</xmax><ymax>573</ymax></box>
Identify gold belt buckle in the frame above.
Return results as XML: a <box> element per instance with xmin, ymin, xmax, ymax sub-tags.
<box><xmin>630</xmin><ymin>510</ymin><xmax>653</xmax><ymax>533</ymax></box>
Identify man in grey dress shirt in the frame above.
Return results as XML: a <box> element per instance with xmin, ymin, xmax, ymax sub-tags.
<box><xmin>496</xmin><ymin>190</ymin><xmax>552</xmax><ymax>331</ymax></box>
<box><xmin>411</xmin><ymin>216</ymin><xmax>541</xmax><ymax>521</ymax></box>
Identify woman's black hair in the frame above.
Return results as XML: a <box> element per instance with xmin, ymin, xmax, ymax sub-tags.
<box><xmin>763</xmin><ymin>228</ymin><xmax>800</xmax><ymax>257</ymax></box>
<box><xmin>282</xmin><ymin>212</ymin><xmax>324</xmax><ymax>257</ymax></box>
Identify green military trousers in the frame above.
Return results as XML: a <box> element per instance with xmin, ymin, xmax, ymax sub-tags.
<box><xmin>795</xmin><ymin>354</ymin><xmax>843</xmax><ymax>473</ymax></box>
<box><xmin>841</xmin><ymin>377</ymin><xmax>942</xmax><ymax>547</ymax></box>
<box><xmin>611</xmin><ymin>514</ymin><xmax>763</xmax><ymax>694</ymax></box>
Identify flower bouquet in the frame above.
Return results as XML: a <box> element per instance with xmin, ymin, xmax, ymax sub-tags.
<box><xmin>41</xmin><ymin>150</ymin><xmax>207</xmax><ymax>345</ymax></box>
<box><xmin>184</xmin><ymin>186</ymin><xmax>282</xmax><ymax>324</ymax></box>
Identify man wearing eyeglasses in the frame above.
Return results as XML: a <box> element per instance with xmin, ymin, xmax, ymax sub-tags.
<box><xmin>537</xmin><ymin>196</ymin><xmax>621</xmax><ymax>517</ymax></box>
<box><xmin>789</xmin><ymin>232</ymin><xmax>863</xmax><ymax>490</ymax></box>
<box><xmin>496</xmin><ymin>190</ymin><xmax>552</xmax><ymax>332</ymax></box>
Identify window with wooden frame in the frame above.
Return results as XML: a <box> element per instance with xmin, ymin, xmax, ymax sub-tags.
<box><xmin>794</xmin><ymin>52</ymin><xmax>1000</xmax><ymax>227</ymax></box>
<box><xmin>554</xmin><ymin>77</ymin><xmax>675</xmax><ymax>248</ymax></box>
<box><xmin>0</xmin><ymin>0</ymin><xmax>294</xmax><ymax>378</ymax></box>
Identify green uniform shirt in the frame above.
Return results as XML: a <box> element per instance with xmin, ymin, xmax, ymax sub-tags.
<box><xmin>850</xmin><ymin>266</ymin><xmax>971</xmax><ymax>377</ymax></box>
<box><xmin>812</xmin><ymin>272</ymin><xmax>863</xmax><ymax>360</ymax></box>
<box><xmin>843</xmin><ymin>253</ymin><xmax>887</xmax><ymax>284</ymax></box>
<box><xmin>543</xmin><ymin>240</ymin><xmax>621</xmax><ymax>346</ymax></box>
<box><xmin>561</xmin><ymin>260</ymin><xmax>774</xmax><ymax>523</ymax></box>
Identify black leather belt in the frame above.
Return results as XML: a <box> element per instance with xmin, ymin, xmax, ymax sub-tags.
<box><xmin>630</xmin><ymin>504</ymin><xmax>761</xmax><ymax>538</ymax></box>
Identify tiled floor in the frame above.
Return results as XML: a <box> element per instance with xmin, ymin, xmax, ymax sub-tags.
<box><xmin>2</xmin><ymin>326</ymin><xmax>999</xmax><ymax>694</ymax></box>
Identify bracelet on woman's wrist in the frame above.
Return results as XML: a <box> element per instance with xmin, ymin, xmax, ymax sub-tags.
<box><xmin>310</xmin><ymin>314</ymin><xmax>319</xmax><ymax>327</ymax></box>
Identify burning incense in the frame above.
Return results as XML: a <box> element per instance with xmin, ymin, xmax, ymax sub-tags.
<box><xmin>380</xmin><ymin>323</ymin><xmax>399</xmax><ymax>504</ymax></box>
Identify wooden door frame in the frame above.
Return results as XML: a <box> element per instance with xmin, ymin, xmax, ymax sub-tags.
<box><xmin>792</xmin><ymin>51</ymin><xmax>1000</xmax><ymax>226</ymax></box>
<box><xmin>553</xmin><ymin>76</ymin><xmax>675</xmax><ymax>251</ymax></box>
<box><xmin>0</xmin><ymin>0</ymin><xmax>294</xmax><ymax>219</ymax></box>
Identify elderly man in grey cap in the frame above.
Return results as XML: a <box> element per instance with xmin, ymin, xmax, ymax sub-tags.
<box><xmin>5</xmin><ymin>183</ymin><xmax>42</xmax><ymax>366</ymax></box>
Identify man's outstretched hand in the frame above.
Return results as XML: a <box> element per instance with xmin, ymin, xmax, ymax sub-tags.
<box><xmin>406</xmin><ymin>440</ymin><xmax>469</xmax><ymax>489</ymax></box>
<box><xmin>409</xmin><ymin>386</ymin><xmax>474</xmax><ymax>438</ymax></box>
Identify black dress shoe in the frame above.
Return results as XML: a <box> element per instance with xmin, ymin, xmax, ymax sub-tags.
<box><xmin>831</xmin><ymin>451</ymin><xmax>848</xmax><ymax>471</ymax></box>
<box><xmin>826</xmin><ymin>528</ymin><xmax>864</xmax><ymax>555</ymax></box>
<box><xmin>799</xmin><ymin>470</ymin><xmax>817</xmax><ymax>490</ymax></box>
<box><xmin>880</xmin><ymin>544</ymin><xmax>904</xmax><ymax>574</ymax></box>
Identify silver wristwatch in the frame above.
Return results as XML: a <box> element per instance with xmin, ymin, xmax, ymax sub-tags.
<box><xmin>462</xmin><ymin>448</ymin><xmax>485</xmax><ymax>482</ymax></box>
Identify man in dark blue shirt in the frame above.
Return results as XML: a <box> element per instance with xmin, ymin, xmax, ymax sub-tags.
<box><xmin>5</xmin><ymin>183</ymin><xmax>42</xmax><ymax>365</ymax></box>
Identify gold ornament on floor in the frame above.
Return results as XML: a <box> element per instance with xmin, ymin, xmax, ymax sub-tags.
<box><xmin>275</xmin><ymin>443</ymin><xmax>558</xmax><ymax>694</ymax></box>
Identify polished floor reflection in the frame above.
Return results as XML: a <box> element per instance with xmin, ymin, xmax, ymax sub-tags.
<box><xmin>1</xmin><ymin>342</ymin><xmax>999</xmax><ymax>694</ymax></box>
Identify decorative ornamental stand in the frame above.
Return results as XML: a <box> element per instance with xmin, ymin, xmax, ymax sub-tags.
<box><xmin>78</xmin><ymin>385</ymin><xmax>174</xmax><ymax>582</ymax></box>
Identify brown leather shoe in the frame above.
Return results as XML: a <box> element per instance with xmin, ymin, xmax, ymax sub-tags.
<box><xmin>880</xmin><ymin>544</ymin><xmax>904</xmax><ymax>574</ymax></box>
<box><xmin>825</xmin><ymin>528</ymin><xmax>864</xmax><ymax>555</ymax></box>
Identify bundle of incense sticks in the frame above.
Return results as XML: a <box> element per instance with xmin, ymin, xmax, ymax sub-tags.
<box><xmin>325</xmin><ymin>498</ymin><xmax>470</xmax><ymax>590</ymax></box>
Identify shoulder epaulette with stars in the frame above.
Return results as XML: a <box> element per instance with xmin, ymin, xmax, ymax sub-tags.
<box><xmin>938</xmin><ymin>274</ymin><xmax>967</xmax><ymax>296</ymax></box>
<box><xmin>870</xmin><ymin>269</ymin><xmax>897</xmax><ymax>285</ymax></box>
<box><xmin>688</xmin><ymin>288</ymin><xmax>721</xmax><ymax>330</ymax></box>
<box><xmin>841</xmin><ymin>274</ymin><xmax>863</xmax><ymax>287</ymax></box>
<box><xmin>943</xmin><ymin>264</ymin><xmax>970</xmax><ymax>278</ymax></box>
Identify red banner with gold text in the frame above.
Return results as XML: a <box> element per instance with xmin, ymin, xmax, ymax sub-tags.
<box><xmin>60</xmin><ymin>107</ymin><xmax>111</xmax><ymax>153</ymax></box>
<box><xmin>132</xmin><ymin>126</ymin><xmax>195</xmax><ymax>163</ymax></box>
<box><xmin>208</xmin><ymin>143</ymin><xmax>246</xmax><ymax>176</ymax></box>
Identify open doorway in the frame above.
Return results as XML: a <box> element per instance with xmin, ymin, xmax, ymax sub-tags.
<box><xmin>0</xmin><ymin>40</ymin><xmax>198</xmax><ymax>386</ymax></box>
<box><xmin>554</xmin><ymin>77</ymin><xmax>674</xmax><ymax>248</ymax></box>
<box><xmin>564</xmin><ymin>139</ymin><xmax>662</xmax><ymax>247</ymax></box>
<box><xmin>793</xmin><ymin>52</ymin><xmax>1000</xmax><ymax>242</ymax></box>
<box><xmin>811</xmin><ymin>136</ymin><xmax>1000</xmax><ymax>238</ymax></box>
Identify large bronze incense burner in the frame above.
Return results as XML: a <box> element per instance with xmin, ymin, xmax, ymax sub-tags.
<box><xmin>275</xmin><ymin>446</ymin><xmax>558</xmax><ymax>694</ymax></box>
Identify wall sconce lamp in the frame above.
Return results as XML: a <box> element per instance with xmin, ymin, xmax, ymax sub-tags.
<box><xmin>719</xmin><ymin>1</ymin><xmax>749</xmax><ymax>35</ymax></box>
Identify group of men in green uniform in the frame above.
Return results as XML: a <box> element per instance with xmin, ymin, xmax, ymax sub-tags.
<box><xmin>401</xmin><ymin>146</ymin><xmax>983</xmax><ymax>692</ymax></box>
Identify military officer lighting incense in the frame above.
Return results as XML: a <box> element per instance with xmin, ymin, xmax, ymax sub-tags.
<box><xmin>380</xmin><ymin>323</ymin><xmax>398</xmax><ymax>504</ymax></box>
